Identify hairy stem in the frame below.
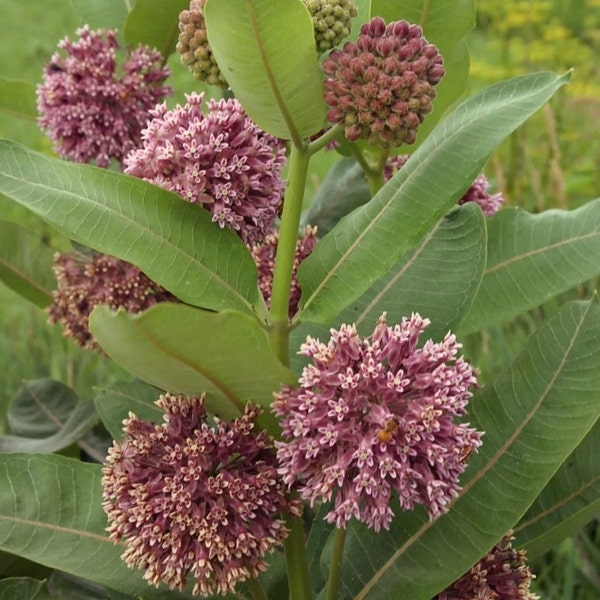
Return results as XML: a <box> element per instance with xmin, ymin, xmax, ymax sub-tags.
<box><xmin>325</xmin><ymin>527</ymin><xmax>347</xmax><ymax>600</ymax></box>
<box><xmin>285</xmin><ymin>514</ymin><xmax>313</xmax><ymax>600</ymax></box>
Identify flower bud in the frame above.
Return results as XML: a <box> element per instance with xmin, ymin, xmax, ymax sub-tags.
<box><xmin>304</xmin><ymin>0</ymin><xmax>358</xmax><ymax>53</ymax></box>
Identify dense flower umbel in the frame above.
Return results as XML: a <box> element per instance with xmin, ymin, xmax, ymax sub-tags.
<box><xmin>323</xmin><ymin>17</ymin><xmax>444</xmax><ymax>147</ymax></box>
<box><xmin>177</xmin><ymin>0</ymin><xmax>228</xmax><ymax>87</ymax></box>
<box><xmin>385</xmin><ymin>156</ymin><xmax>506</xmax><ymax>216</ymax></box>
<box><xmin>303</xmin><ymin>0</ymin><xmax>358</xmax><ymax>53</ymax></box>
<box><xmin>48</xmin><ymin>252</ymin><xmax>176</xmax><ymax>350</ymax></box>
<box><xmin>102</xmin><ymin>395</ymin><xmax>300</xmax><ymax>596</ymax></box>
<box><xmin>37</xmin><ymin>26</ymin><xmax>171</xmax><ymax>168</ymax></box>
<box><xmin>273</xmin><ymin>313</ymin><xmax>482</xmax><ymax>531</ymax></box>
<box><xmin>250</xmin><ymin>225</ymin><xmax>318</xmax><ymax>318</ymax></box>
<box><xmin>124</xmin><ymin>93</ymin><xmax>286</xmax><ymax>244</ymax></box>
<box><xmin>437</xmin><ymin>533</ymin><xmax>539</xmax><ymax>600</ymax></box>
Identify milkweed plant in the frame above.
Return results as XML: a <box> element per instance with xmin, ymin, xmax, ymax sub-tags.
<box><xmin>0</xmin><ymin>1</ymin><xmax>598</xmax><ymax>599</ymax></box>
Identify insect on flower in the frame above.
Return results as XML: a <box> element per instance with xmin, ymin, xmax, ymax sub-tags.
<box><xmin>377</xmin><ymin>418</ymin><xmax>399</xmax><ymax>443</ymax></box>
<box><xmin>460</xmin><ymin>445</ymin><xmax>473</xmax><ymax>463</ymax></box>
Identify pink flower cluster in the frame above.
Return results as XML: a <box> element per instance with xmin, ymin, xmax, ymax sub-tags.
<box><xmin>37</xmin><ymin>26</ymin><xmax>171</xmax><ymax>168</ymax></box>
<box><xmin>437</xmin><ymin>533</ymin><xmax>539</xmax><ymax>600</ymax></box>
<box><xmin>102</xmin><ymin>395</ymin><xmax>300</xmax><ymax>596</ymax></box>
<box><xmin>48</xmin><ymin>252</ymin><xmax>176</xmax><ymax>350</ymax></box>
<box><xmin>323</xmin><ymin>17</ymin><xmax>444</xmax><ymax>147</ymax></box>
<box><xmin>124</xmin><ymin>93</ymin><xmax>286</xmax><ymax>243</ymax></box>
<box><xmin>250</xmin><ymin>225</ymin><xmax>318</xmax><ymax>318</ymax></box>
<box><xmin>273</xmin><ymin>313</ymin><xmax>482</xmax><ymax>531</ymax></box>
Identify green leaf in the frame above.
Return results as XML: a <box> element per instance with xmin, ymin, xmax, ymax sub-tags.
<box><xmin>0</xmin><ymin>141</ymin><xmax>260</xmax><ymax>316</ymax></box>
<box><xmin>460</xmin><ymin>199</ymin><xmax>600</xmax><ymax>333</ymax></box>
<box><xmin>291</xmin><ymin>204</ymin><xmax>486</xmax><ymax>373</ymax></box>
<box><xmin>297</xmin><ymin>71</ymin><xmax>570</xmax><ymax>324</ymax></box>
<box><xmin>89</xmin><ymin>303</ymin><xmax>297</xmax><ymax>430</ymax></box>
<box><xmin>331</xmin><ymin>297</ymin><xmax>600</xmax><ymax>599</ymax></box>
<box><xmin>513</xmin><ymin>421</ymin><xmax>600</xmax><ymax>559</ymax></box>
<box><xmin>0</xmin><ymin>578</ymin><xmax>50</xmax><ymax>600</ymax></box>
<box><xmin>123</xmin><ymin>0</ymin><xmax>189</xmax><ymax>58</ymax></box>
<box><xmin>0</xmin><ymin>79</ymin><xmax>37</xmax><ymax>123</ymax></box>
<box><xmin>0</xmin><ymin>379</ymin><xmax>98</xmax><ymax>454</ymax></box>
<box><xmin>69</xmin><ymin>0</ymin><xmax>131</xmax><ymax>31</ymax></box>
<box><xmin>0</xmin><ymin>454</ymin><xmax>190</xmax><ymax>598</ymax></box>
<box><xmin>0</xmin><ymin>220</ymin><xmax>55</xmax><ymax>308</ymax></box>
<box><xmin>94</xmin><ymin>380</ymin><xmax>163</xmax><ymax>440</ymax></box>
<box><xmin>371</xmin><ymin>0</ymin><xmax>475</xmax><ymax>144</ymax></box>
<box><xmin>205</xmin><ymin>0</ymin><xmax>326</xmax><ymax>144</ymax></box>
<box><xmin>47</xmin><ymin>571</ymin><xmax>135</xmax><ymax>600</ymax></box>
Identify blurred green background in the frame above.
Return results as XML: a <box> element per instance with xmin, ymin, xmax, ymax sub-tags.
<box><xmin>0</xmin><ymin>0</ymin><xmax>599</xmax><ymax>597</ymax></box>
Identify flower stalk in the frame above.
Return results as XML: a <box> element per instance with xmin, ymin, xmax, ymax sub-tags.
<box><xmin>326</xmin><ymin>527</ymin><xmax>348</xmax><ymax>600</ymax></box>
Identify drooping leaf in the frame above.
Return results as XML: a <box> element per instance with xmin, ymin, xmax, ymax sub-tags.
<box><xmin>327</xmin><ymin>297</ymin><xmax>600</xmax><ymax>599</ymax></box>
<box><xmin>0</xmin><ymin>454</ymin><xmax>193</xmax><ymax>598</ymax></box>
<box><xmin>205</xmin><ymin>0</ymin><xmax>326</xmax><ymax>144</ymax></box>
<box><xmin>513</xmin><ymin>421</ymin><xmax>600</xmax><ymax>559</ymax></box>
<box><xmin>0</xmin><ymin>379</ymin><xmax>98</xmax><ymax>454</ymax></box>
<box><xmin>123</xmin><ymin>0</ymin><xmax>189</xmax><ymax>58</ymax></box>
<box><xmin>297</xmin><ymin>71</ymin><xmax>570</xmax><ymax>324</ymax></box>
<box><xmin>0</xmin><ymin>220</ymin><xmax>55</xmax><ymax>307</ymax></box>
<box><xmin>371</xmin><ymin>0</ymin><xmax>475</xmax><ymax>144</ymax></box>
<box><xmin>0</xmin><ymin>79</ymin><xmax>37</xmax><ymax>122</ymax></box>
<box><xmin>47</xmin><ymin>571</ymin><xmax>135</xmax><ymax>600</ymax></box>
<box><xmin>69</xmin><ymin>0</ymin><xmax>131</xmax><ymax>31</ymax></box>
<box><xmin>0</xmin><ymin>578</ymin><xmax>51</xmax><ymax>600</ymax></box>
<box><xmin>291</xmin><ymin>203</ymin><xmax>487</xmax><ymax>373</ymax></box>
<box><xmin>94</xmin><ymin>380</ymin><xmax>163</xmax><ymax>440</ymax></box>
<box><xmin>460</xmin><ymin>199</ymin><xmax>600</xmax><ymax>333</ymax></box>
<box><xmin>89</xmin><ymin>303</ymin><xmax>297</xmax><ymax>431</ymax></box>
<box><xmin>0</xmin><ymin>141</ymin><xmax>261</xmax><ymax>316</ymax></box>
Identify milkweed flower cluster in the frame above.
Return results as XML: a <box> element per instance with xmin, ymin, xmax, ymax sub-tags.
<box><xmin>48</xmin><ymin>252</ymin><xmax>175</xmax><ymax>350</ymax></box>
<box><xmin>250</xmin><ymin>225</ymin><xmax>318</xmax><ymax>318</ymax></box>
<box><xmin>124</xmin><ymin>93</ymin><xmax>286</xmax><ymax>243</ymax></box>
<box><xmin>177</xmin><ymin>0</ymin><xmax>228</xmax><ymax>87</ymax></box>
<box><xmin>303</xmin><ymin>0</ymin><xmax>358</xmax><ymax>53</ymax></box>
<box><xmin>437</xmin><ymin>533</ymin><xmax>539</xmax><ymax>600</ymax></box>
<box><xmin>37</xmin><ymin>26</ymin><xmax>171</xmax><ymax>168</ymax></box>
<box><xmin>102</xmin><ymin>395</ymin><xmax>300</xmax><ymax>596</ymax></box>
<box><xmin>385</xmin><ymin>155</ymin><xmax>506</xmax><ymax>216</ymax></box>
<box><xmin>273</xmin><ymin>312</ymin><xmax>482</xmax><ymax>531</ymax></box>
<box><xmin>323</xmin><ymin>17</ymin><xmax>444</xmax><ymax>147</ymax></box>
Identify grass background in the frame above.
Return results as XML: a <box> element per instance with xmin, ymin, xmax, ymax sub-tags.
<box><xmin>0</xmin><ymin>0</ymin><xmax>599</xmax><ymax>597</ymax></box>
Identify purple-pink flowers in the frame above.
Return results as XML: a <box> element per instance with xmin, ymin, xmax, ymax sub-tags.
<box><xmin>124</xmin><ymin>92</ymin><xmax>286</xmax><ymax>244</ymax></box>
<box><xmin>37</xmin><ymin>26</ymin><xmax>171</xmax><ymax>168</ymax></box>
<box><xmin>273</xmin><ymin>312</ymin><xmax>482</xmax><ymax>531</ymax></box>
<box><xmin>102</xmin><ymin>394</ymin><xmax>300</xmax><ymax>596</ymax></box>
<box><xmin>323</xmin><ymin>17</ymin><xmax>444</xmax><ymax>147</ymax></box>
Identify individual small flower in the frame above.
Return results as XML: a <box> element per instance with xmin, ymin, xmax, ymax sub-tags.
<box><xmin>250</xmin><ymin>225</ymin><xmax>318</xmax><ymax>318</ymax></box>
<box><xmin>385</xmin><ymin>155</ymin><xmax>506</xmax><ymax>216</ymax></box>
<box><xmin>323</xmin><ymin>17</ymin><xmax>444</xmax><ymax>147</ymax></box>
<box><xmin>102</xmin><ymin>395</ymin><xmax>299</xmax><ymax>596</ymax></box>
<box><xmin>48</xmin><ymin>251</ymin><xmax>176</xmax><ymax>350</ymax></box>
<box><xmin>177</xmin><ymin>0</ymin><xmax>228</xmax><ymax>87</ymax></box>
<box><xmin>37</xmin><ymin>26</ymin><xmax>171</xmax><ymax>168</ymax></box>
<box><xmin>273</xmin><ymin>312</ymin><xmax>482</xmax><ymax>532</ymax></box>
<box><xmin>124</xmin><ymin>93</ymin><xmax>286</xmax><ymax>244</ymax></box>
<box><xmin>437</xmin><ymin>533</ymin><xmax>539</xmax><ymax>600</ymax></box>
<box><xmin>303</xmin><ymin>0</ymin><xmax>358</xmax><ymax>53</ymax></box>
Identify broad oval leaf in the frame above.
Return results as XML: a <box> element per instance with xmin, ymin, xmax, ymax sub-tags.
<box><xmin>297</xmin><ymin>71</ymin><xmax>570</xmax><ymax>324</ymax></box>
<box><xmin>89</xmin><ymin>303</ymin><xmax>297</xmax><ymax>432</ymax></box>
<box><xmin>0</xmin><ymin>141</ymin><xmax>260</xmax><ymax>316</ymax></box>
<box><xmin>460</xmin><ymin>199</ymin><xmax>600</xmax><ymax>333</ymax></box>
<box><xmin>0</xmin><ymin>454</ymin><xmax>194</xmax><ymax>598</ymax></box>
<box><xmin>69</xmin><ymin>0</ymin><xmax>130</xmax><ymax>30</ymax></box>
<box><xmin>123</xmin><ymin>0</ymin><xmax>189</xmax><ymax>58</ymax></box>
<box><xmin>205</xmin><ymin>0</ymin><xmax>326</xmax><ymax>144</ymax></box>
<box><xmin>0</xmin><ymin>578</ymin><xmax>50</xmax><ymax>600</ymax></box>
<box><xmin>327</xmin><ymin>297</ymin><xmax>600</xmax><ymax>599</ymax></box>
<box><xmin>513</xmin><ymin>421</ymin><xmax>600</xmax><ymax>559</ymax></box>
<box><xmin>0</xmin><ymin>220</ymin><xmax>55</xmax><ymax>308</ymax></box>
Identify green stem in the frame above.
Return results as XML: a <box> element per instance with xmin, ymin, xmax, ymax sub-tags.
<box><xmin>350</xmin><ymin>145</ymin><xmax>385</xmax><ymax>197</ymax></box>
<box><xmin>285</xmin><ymin>514</ymin><xmax>313</xmax><ymax>600</ymax></box>
<box><xmin>307</xmin><ymin>123</ymin><xmax>344</xmax><ymax>155</ymax></box>
<box><xmin>247</xmin><ymin>577</ymin><xmax>270</xmax><ymax>600</ymax></box>
<box><xmin>268</xmin><ymin>144</ymin><xmax>310</xmax><ymax>364</ymax></box>
<box><xmin>325</xmin><ymin>527</ymin><xmax>347</xmax><ymax>600</ymax></box>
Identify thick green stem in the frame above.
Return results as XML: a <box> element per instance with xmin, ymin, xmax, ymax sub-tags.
<box><xmin>325</xmin><ymin>527</ymin><xmax>347</xmax><ymax>600</ymax></box>
<box><xmin>268</xmin><ymin>144</ymin><xmax>310</xmax><ymax>363</ymax></box>
<box><xmin>284</xmin><ymin>514</ymin><xmax>313</xmax><ymax>600</ymax></box>
<box><xmin>247</xmin><ymin>577</ymin><xmax>269</xmax><ymax>600</ymax></box>
<box><xmin>350</xmin><ymin>145</ymin><xmax>386</xmax><ymax>197</ymax></box>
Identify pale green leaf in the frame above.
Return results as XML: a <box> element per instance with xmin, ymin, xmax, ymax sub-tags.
<box><xmin>69</xmin><ymin>0</ymin><xmax>131</xmax><ymax>31</ymax></box>
<box><xmin>0</xmin><ymin>79</ymin><xmax>37</xmax><ymax>123</ymax></box>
